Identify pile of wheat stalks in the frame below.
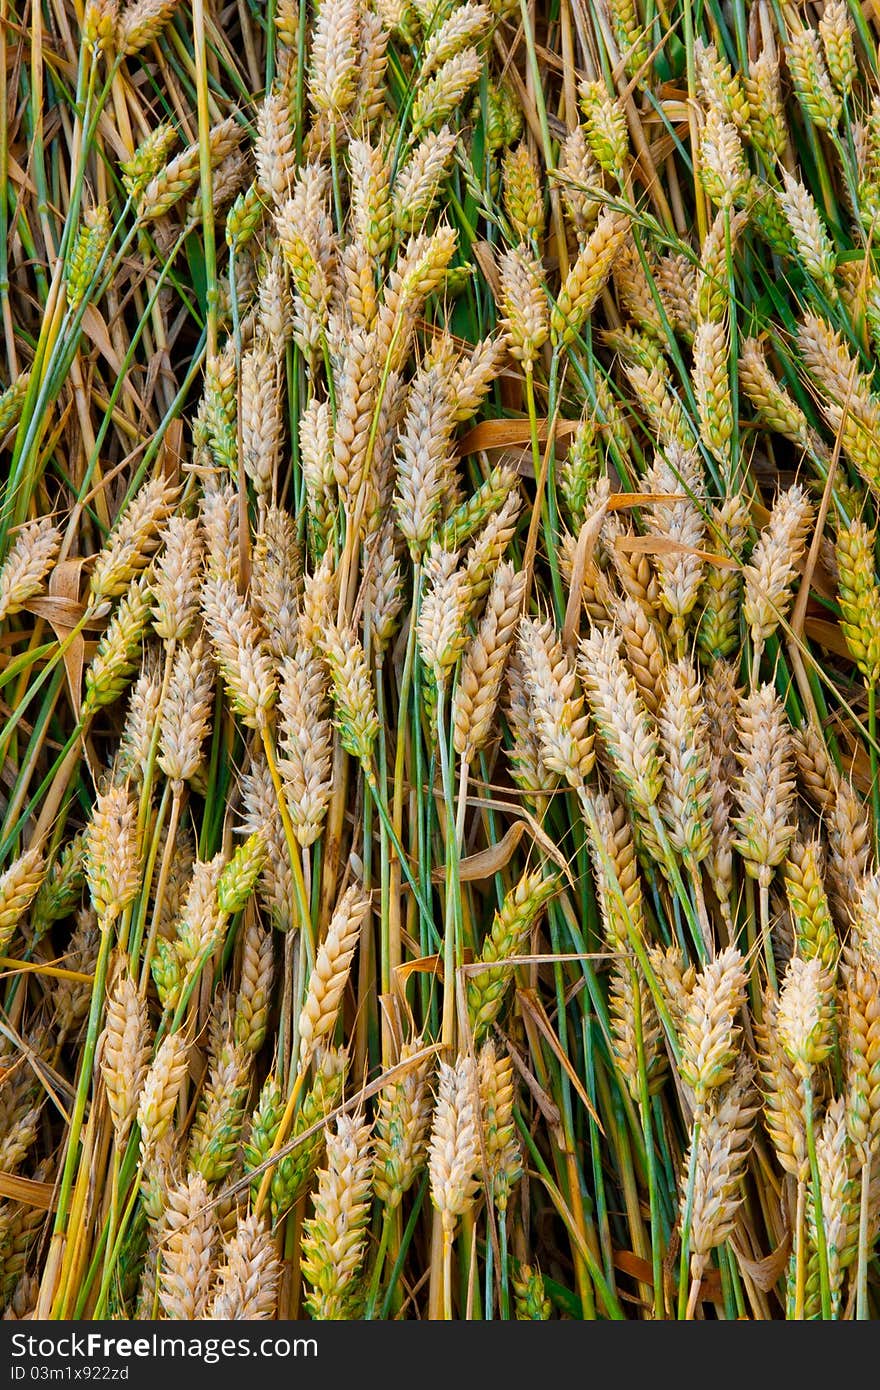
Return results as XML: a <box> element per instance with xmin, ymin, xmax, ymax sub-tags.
<box><xmin>3</xmin><ymin>0</ymin><xmax>880</xmax><ymax>1323</ymax></box>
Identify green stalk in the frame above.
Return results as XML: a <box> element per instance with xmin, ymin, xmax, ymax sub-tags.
<box><xmin>677</xmin><ymin>1116</ymin><xmax>700</xmax><ymax>1320</ymax></box>
<box><xmin>856</xmin><ymin>1154</ymin><xmax>872</xmax><ymax>1320</ymax></box>
<box><xmin>435</xmin><ymin>681</ymin><xmax>460</xmax><ymax>1049</ymax></box>
<box><xmin>192</xmin><ymin>0</ymin><xmax>218</xmax><ymax>357</ymax></box>
<box><xmin>631</xmin><ymin>961</ymin><xmax>664</xmax><ymax>1317</ymax></box>
<box><xmin>364</xmin><ymin>1208</ymin><xmax>393</xmax><ymax>1320</ymax></box>
<box><xmin>803</xmin><ymin>1073</ymin><xmax>833</xmax><ymax>1320</ymax></box>
<box><xmin>50</xmin><ymin>914</ymin><xmax>114</xmax><ymax>1244</ymax></box>
<box><xmin>868</xmin><ymin>681</ymin><xmax>880</xmax><ymax>860</ymax></box>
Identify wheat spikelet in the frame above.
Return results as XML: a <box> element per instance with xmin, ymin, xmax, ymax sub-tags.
<box><xmin>559</xmin><ymin>414</ymin><xmax>600</xmax><ymax>530</ymax></box>
<box><xmin>558</xmin><ymin>126</ymin><xmax>600</xmax><ymax>245</ymax></box>
<box><xmin>218</xmin><ymin>834</ymin><xmax>267</xmax><ymax>919</ymax></box>
<box><xmin>448</xmin><ymin>334</ymin><xmax>506</xmax><ymax>423</ymax></box>
<box><xmin>819</xmin><ymin>0</ymin><xmax>856</xmax><ymax>94</ymax></box>
<box><xmin>502</xmin><ymin>142</ymin><xmax>544</xmax><ymax>242</ymax></box>
<box><xmin>0</xmin><ymin>373</ymin><xmax>30</xmax><ymax>438</ymax></box>
<box><xmin>90</xmin><ymin>475</ymin><xmax>179</xmax><ymax>607</ymax></box>
<box><xmin>99</xmin><ymin>972</ymin><xmax>149</xmax><ymax>1142</ymax></box>
<box><xmin>352</xmin><ymin>7</ymin><xmax>389</xmax><ymax>134</ymax></box>
<box><xmin>467</xmin><ymin>870</ymin><xmax>558</xmax><ymax>1037</ymax></box>
<box><xmin>836</xmin><ymin>518</ymin><xmax>880</xmax><ymax>685</ymax></box>
<box><xmin>504</xmin><ymin>647</ymin><xmax>556</xmax><ymax>801</ymax></box>
<box><xmin>787</xmin><ymin>28</ymin><xmax>842</xmax><ymax>132</ymax></box>
<box><xmin>301</xmin><ymin>1112</ymin><xmax>374</xmax><ymax>1320</ymax></box>
<box><xmin>158</xmin><ymin>635</ymin><xmax>214</xmax><ymax>788</ymax></box>
<box><xmin>807</xmin><ymin>1096</ymin><xmax>851</xmax><ymax>1314</ymax></box>
<box><xmin>429</xmin><ymin>1054</ymin><xmax>480</xmax><ymax>1239</ymax></box>
<box><xmin>644</xmin><ymin>444</ymin><xmax>706</xmax><ymax>645</ymax></box>
<box><xmin>478</xmin><ymin>1038</ymin><xmax>521</xmax><ymax>1211</ymax></box>
<box><xmin>30</xmin><ymin>834</ymin><xmax>85</xmax><ymax>944</ymax></box>
<box><xmin>173</xmin><ymin>853</ymin><xmax>227</xmax><ymax>987</ymax></box>
<box><xmin>463</xmin><ymin>490</ymin><xmax>522</xmax><ymax>603</ymax></box>
<box><xmin>199</xmin><ymin>478</ymin><xmax>239</xmax><ymax>583</ymax></box>
<box><xmin>777</xmin><ymin>955</ymin><xmax>834</xmax><ymax>1076</ymax></box>
<box><xmin>826</xmin><ymin>783</ymin><xmax>873</xmax><ymax>923</ymax></box>
<box><xmin>299</xmin><ymin>883</ymin><xmax>369</xmax><ymax>1069</ymax></box>
<box><xmin>266</xmin><ymin>1048</ymin><xmax>349</xmax><ymax>1221</ymax></box>
<box><xmin>255</xmin><ymin>85</ymin><xmax>297</xmax><ymax>209</ymax></box>
<box><xmin>365</xmin><ymin>523</ymin><xmax>404</xmax><ymax>654</ymax></box>
<box><xmin>513</xmin><ymin>1265</ymin><xmax>552</xmax><ymax>1319</ymax></box>
<box><xmin>755</xmin><ymin>988</ymin><xmax>808</xmax><ymax>1181</ymax></box>
<box><xmin>240</xmin><ymin>758</ymin><xmax>294</xmax><ymax>933</ymax></box>
<box><xmin>799</xmin><ymin>314</ymin><xmax>880</xmax><ymax>491</ymax></box>
<box><xmin>778</xmin><ymin>169</ymin><xmax>837</xmax><ymax>294</ymax></box>
<box><xmin>321</xmin><ymin>621</ymin><xmax>379</xmax><ymax>767</ymax></box>
<box><xmin>202</xmin><ymin>575</ymin><xmax>276</xmax><ymax>730</ymax></box>
<box><xmin>656</xmin><ymin>252</ymin><xmax>697</xmax><ymax>340</ymax></box>
<box><xmin>622</xmin><ymin>352</ymin><xmax>692</xmax><ymax>449</ymax></box>
<box><xmin>308</xmin><ymin>0</ymin><xmax>359</xmax><ymax>119</ymax></box>
<box><xmin>516</xmin><ymin>616</ymin><xmax>595</xmax><ymax>788</ymax></box>
<box><xmin>784</xmin><ymin>841</ymin><xmax>838</xmax><ymax>975</ymax></box>
<box><xmin>745</xmin><ymin>50</ymin><xmax>786</xmax><ymax>157</ymax></box>
<box><xmin>550</xmin><ymin>211</ymin><xmax>630</xmax><ymax>348</ymax></box>
<box><xmin>54</xmin><ymin>910</ymin><xmax>100</xmax><ymax>1039</ymax></box>
<box><xmin>0</xmin><ymin>849</ymin><xmax>45</xmax><ymax>953</ymax></box>
<box><xmin>394</xmin><ymin>358</ymin><xmax>456</xmax><ymax>559</ymax></box>
<box><xmin>613</xmin><ymin>240</ymin><xmax>663</xmax><ymax>339</ymax></box>
<box><xmin>732</xmin><ymin>683</ymin><xmax>797</xmax><ymax>887</ymax></box>
<box><xmin>331</xmin><ymin>328</ymin><xmax>379</xmax><ymax>509</ymax></box>
<box><xmin>140</xmin><ymin>124</ymin><xmax>244</xmax><ymax>222</ymax></box>
<box><xmin>158</xmin><ymin>1171</ymin><xmax>216</xmax><ymax>1320</ymax></box>
<box><xmin>454</xmin><ymin>562</ymin><xmax>524</xmax><ymax>761</ymax></box>
<box><xmin>498</xmin><ymin>245</ymin><xmax>547</xmax><ymax>365</ymax></box>
<box><xmin>693</xmin><ymin>316</ymin><xmax>733</xmax><ymax>468</ymax></box>
<box><xmin>422</xmin><ymin>2</ymin><xmax>489</xmax><ymax>79</ymax></box>
<box><xmin>585</xmin><ymin>789</ymin><xmax>646</xmax><ymax>949</ymax></box>
<box><xmin>658</xmin><ymin>656</ymin><xmax>712</xmax><ymax>867</ymax></box>
<box><xmin>608</xmin><ymin>949</ymin><xmax>667</xmax><ymax>1102</ymax></box>
<box><xmin>300</xmin><ymin>398</ymin><xmax>336</xmax><ymax>554</ymax></box>
<box><xmin>258</xmin><ymin>248</ymin><xmax>294</xmax><ymax>355</ymax></box>
<box><xmin>695</xmin><ymin>37</ymin><xmax>749</xmax><ymax>128</ymax></box>
<box><xmin>393</xmin><ymin>126</ymin><xmax>458</xmax><ymax>233</ymax></box>
<box><xmin>208</xmin><ymin>1213</ymin><xmax>281</xmax><ymax>1320</ymax></box>
<box><xmin>0</xmin><ymin>519</ymin><xmax>61</xmax><ymax>622</ymax></box>
<box><xmin>685</xmin><ymin>1059</ymin><xmax>757</xmax><ymax>1289</ymax></box>
<box><xmin>417</xmin><ymin>545</ymin><xmax>472</xmax><ymax>690</ymax></box>
<box><xmin>410</xmin><ymin>49</ymin><xmax>483</xmax><ymax>141</ymax></box>
<box><xmin>83</xmin><ymin>576</ymin><xmax>153</xmax><ymax>716</ymax></box>
<box><xmin>696</xmin><ymin>208</ymin><xmax>748</xmax><ymax>324</ymax></box>
<box><xmin>232</xmin><ymin>919</ymin><xmax>274</xmax><ymax>1056</ymax></box>
<box><xmin>579</xmin><ymin>624</ymin><xmax>663</xmax><ymax>816</ymax></box>
<box><xmin>611</xmin><ymin>595</ymin><xmax>665</xmax><ymax>718</ymax></box>
<box><xmin>350</xmin><ymin>138</ymin><xmax>392</xmax><ymax>260</ymax></box>
<box><xmin>116</xmin><ymin>0</ymin><xmax>178</xmax><ymax>54</ymax></box>
<box><xmin>374</xmin><ymin>226</ymin><xmax>458</xmax><ymax>374</ymax></box>
<box><xmin>189</xmin><ymin>1037</ymin><xmax>252</xmax><ymax>1183</ymax></box>
<box><xmin>841</xmin><ymin>947</ymin><xmax>880</xmax><ymax>1159</ymax></box>
<box><xmin>241</xmin><ymin>342</ymin><xmax>282</xmax><ymax>504</ymax></box>
<box><xmin>579</xmin><ymin>79</ymin><xmax>628</xmax><ymax>177</ymax></box>
<box><xmin>251</xmin><ymin>506</ymin><xmax>303</xmax><ymax>660</ymax></box>
<box><xmin>698</xmin><ymin>495</ymin><xmax>750</xmax><ymax>661</ymax></box>
<box><xmin>151</xmin><ymin>516</ymin><xmax>203</xmax><ymax>646</ymax></box>
<box><xmin>374</xmin><ymin>1041</ymin><xmax>434</xmax><ymax>1210</ymax></box>
<box><xmin>138</xmin><ymin>1031</ymin><xmax>190</xmax><ymax>1162</ymax></box>
<box><xmin>679</xmin><ymin>946</ymin><xmax>748</xmax><ymax>1107</ymax></box>
<box><xmin>84</xmin><ymin>785</ymin><xmax>140</xmax><ymax>922</ymax></box>
<box><xmin>698</xmin><ymin>103</ymin><xmax>749</xmax><ymax>207</ymax></box>
<box><xmin>277</xmin><ymin>645</ymin><xmax>333</xmax><ymax>847</ymax></box>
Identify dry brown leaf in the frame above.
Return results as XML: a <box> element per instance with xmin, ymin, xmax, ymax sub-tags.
<box><xmin>0</xmin><ymin>1172</ymin><xmax>56</xmax><ymax>1210</ymax></box>
<box><xmin>431</xmin><ymin>821</ymin><xmax>526</xmax><ymax>883</ymax></box>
